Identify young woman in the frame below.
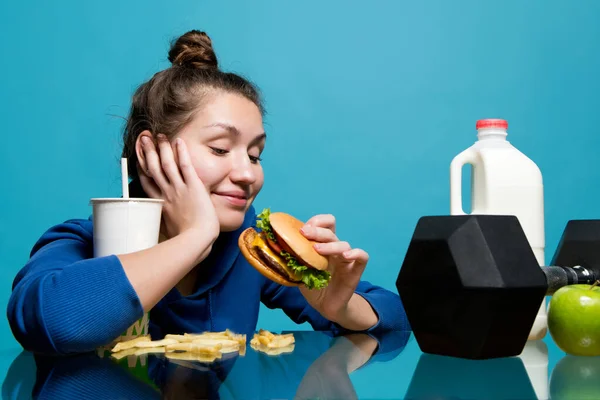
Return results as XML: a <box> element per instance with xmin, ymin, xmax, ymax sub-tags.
<box><xmin>7</xmin><ymin>30</ymin><xmax>409</xmax><ymax>354</ymax></box>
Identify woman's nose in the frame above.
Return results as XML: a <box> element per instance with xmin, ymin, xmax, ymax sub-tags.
<box><xmin>230</xmin><ymin>156</ymin><xmax>257</xmax><ymax>185</ymax></box>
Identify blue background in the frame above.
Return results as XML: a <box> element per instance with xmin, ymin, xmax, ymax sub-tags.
<box><xmin>1</xmin><ymin>0</ymin><xmax>599</xmax><ymax>388</ymax></box>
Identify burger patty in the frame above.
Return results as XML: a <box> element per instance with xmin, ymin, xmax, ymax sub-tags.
<box><xmin>255</xmin><ymin>235</ymin><xmax>302</xmax><ymax>282</ymax></box>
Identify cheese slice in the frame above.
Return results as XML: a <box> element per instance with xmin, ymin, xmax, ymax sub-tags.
<box><xmin>252</xmin><ymin>233</ymin><xmax>285</xmax><ymax>264</ymax></box>
<box><xmin>251</xmin><ymin>233</ymin><xmax>301</xmax><ymax>280</ymax></box>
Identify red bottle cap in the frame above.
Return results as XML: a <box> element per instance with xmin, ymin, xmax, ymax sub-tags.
<box><xmin>476</xmin><ymin>119</ymin><xmax>508</xmax><ymax>129</ymax></box>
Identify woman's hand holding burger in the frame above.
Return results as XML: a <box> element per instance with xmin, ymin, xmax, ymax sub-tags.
<box><xmin>298</xmin><ymin>214</ymin><xmax>379</xmax><ymax>332</ymax></box>
<box><xmin>238</xmin><ymin>209</ymin><xmax>379</xmax><ymax>332</ymax></box>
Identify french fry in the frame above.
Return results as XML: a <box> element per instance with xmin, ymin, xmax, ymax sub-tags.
<box><xmin>250</xmin><ymin>342</ymin><xmax>295</xmax><ymax>356</ymax></box>
<box><xmin>230</xmin><ymin>333</ymin><xmax>247</xmax><ymax>347</ymax></box>
<box><xmin>108</xmin><ymin>329</ymin><xmax>250</xmax><ymax>363</ymax></box>
<box><xmin>250</xmin><ymin>330</ymin><xmax>295</xmax><ymax>354</ymax></box>
<box><xmin>165</xmin><ymin>334</ymin><xmax>197</xmax><ymax>343</ymax></box>
<box><xmin>191</xmin><ymin>338</ymin><xmax>240</xmax><ymax>353</ymax></box>
<box><xmin>258</xmin><ymin>329</ymin><xmax>275</xmax><ymax>340</ymax></box>
<box><xmin>166</xmin><ymin>352</ymin><xmax>220</xmax><ymax>363</ymax></box>
<box><xmin>111</xmin><ymin>335</ymin><xmax>151</xmax><ymax>353</ymax></box>
<box><xmin>186</xmin><ymin>330</ymin><xmax>227</xmax><ymax>337</ymax></box>
<box><xmin>258</xmin><ymin>335</ymin><xmax>271</xmax><ymax>346</ymax></box>
<box><xmin>267</xmin><ymin>335</ymin><xmax>294</xmax><ymax>348</ymax></box>
<box><xmin>135</xmin><ymin>338</ymin><xmax>179</xmax><ymax>348</ymax></box>
<box><xmin>166</xmin><ymin>342</ymin><xmax>223</xmax><ymax>356</ymax></box>
<box><xmin>134</xmin><ymin>347</ymin><xmax>166</xmax><ymax>356</ymax></box>
<box><xmin>111</xmin><ymin>347</ymin><xmax>139</xmax><ymax>360</ymax></box>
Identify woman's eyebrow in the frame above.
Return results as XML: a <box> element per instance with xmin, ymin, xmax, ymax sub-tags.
<box><xmin>251</xmin><ymin>133</ymin><xmax>267</xmax><ymax>146</ymax></box>
<box><xmin>202</xmin><ymin>122</ymin><xmax>241</xmax><ymax>136</ymax></box>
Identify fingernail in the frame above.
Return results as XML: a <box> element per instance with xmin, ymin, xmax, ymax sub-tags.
<box><xmin>141</xmin><ymin>136</ymin><xmax>149</xmax><ymax>144</ymax></box>
<box><xmin>343</xmin><ymin>250</ymin><xmax>352</xmax><ymax>258</ymax></box>
<box><xmin>313</xmin><ymin>243</ymin><xmax>321</xmax><ymax>250</ymax></box>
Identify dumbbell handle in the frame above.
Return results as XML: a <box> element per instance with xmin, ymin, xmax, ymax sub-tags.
<box><xmin>543</xmin><ymin>265</ymin><xmax>598</xmax><ymax>295</ymax></box>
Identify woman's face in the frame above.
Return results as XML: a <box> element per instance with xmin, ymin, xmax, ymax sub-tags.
<box><xmin>174</xmin><ymin>92</ymin><xmax>265</xmax><ymax>232</ymax></box>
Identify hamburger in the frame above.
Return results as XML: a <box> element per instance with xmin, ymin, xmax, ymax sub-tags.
<box><xmin>238</xmin><ymin>209</ymin><xmax>331</xmax><ymax>290</ymax></box>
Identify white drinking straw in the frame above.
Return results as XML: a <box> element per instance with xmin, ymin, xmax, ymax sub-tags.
<box><xmin>121</xmin><ymin>158</ymin><xmax>129</xmax><ymax>199</ymax></box>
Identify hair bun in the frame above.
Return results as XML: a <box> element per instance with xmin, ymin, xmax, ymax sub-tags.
<box><xmin>168</xmin><ymin>30</ymin><xmax>218</xmax><ymax>70</ymax></box>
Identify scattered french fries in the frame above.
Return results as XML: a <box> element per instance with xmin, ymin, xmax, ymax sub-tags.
<box><xmin>110</xmin><ymin>328</ymin><xmax>293</xmax><ymax>361</ymax></box>
<box><xmin>110</xmin><ymin>330</ymin><xmax>247</xmax><ymax>361</ymax></box>
<box><xmin>250</xmin><ymin>329</ymin><xmax>295</xmax><ymax>355</ymax></box>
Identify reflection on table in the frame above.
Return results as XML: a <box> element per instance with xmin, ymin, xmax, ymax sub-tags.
<box><xmin>405</xmin><ymin>339</ymin><xmax>549</xmax><ymax>400</ymax></box>
<box><xmin>2</xmin><ymin>330</ymin><xmax>410</xmax><ymax>399</ymax></box>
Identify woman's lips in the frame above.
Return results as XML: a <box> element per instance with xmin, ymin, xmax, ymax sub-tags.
<box><xmin>214</xmin><ymin>191</ymin><xmax>248</xmax><ymax>207</ymax></box>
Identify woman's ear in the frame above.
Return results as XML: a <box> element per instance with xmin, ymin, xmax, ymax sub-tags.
<box><xmin>135</xmin><ymin>130</ymin><xmax>153</xmax><ymax>175</ymax></box>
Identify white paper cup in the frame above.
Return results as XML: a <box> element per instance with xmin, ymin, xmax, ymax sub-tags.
<box><xmin>90</xmin><ymin>198</ymin><xmax>164</xmax><ymax>258</ymax></box>
<box><xmin>90</xmin><ymin>197</ymin><xmax>164</xmax><ymax>343</ymax></box>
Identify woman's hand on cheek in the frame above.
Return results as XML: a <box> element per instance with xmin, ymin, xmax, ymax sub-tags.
<box><xmin>298</xmin><ymin>214</ymin><xmax>371</xmax><ymax>324</ymax></box>
<box><xmin>139</xmin><ymin>134</ymin><xmax>220</xmax><ymax>246</ymax></box>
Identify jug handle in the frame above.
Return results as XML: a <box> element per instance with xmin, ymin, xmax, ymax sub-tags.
<box><xmin>450</xmin><ymin>149</ymin><xmax>478</xmax><ymax>215</ymax></box>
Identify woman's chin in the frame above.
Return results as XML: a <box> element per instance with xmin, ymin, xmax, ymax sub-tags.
<box><xmin>217</xmin><ymin>211</ymin><xmax>247</xmax><ymax>232</ymax></box>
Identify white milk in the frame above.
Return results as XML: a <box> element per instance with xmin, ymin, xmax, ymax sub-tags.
<box><xmin>450</xmin><ymin>119</ymin><xmax>547</xmax><ymax>341</ymax></box>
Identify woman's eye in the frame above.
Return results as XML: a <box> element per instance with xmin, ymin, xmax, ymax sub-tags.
<box><xmin>249</xmin><ymin>155</ymin><xmax>262</xmax><ymax>164</ymax></box>
<box><xmin>210</xmin><ymin>147</ymin><xmax>229</xmax><ymax>155</ymax></box>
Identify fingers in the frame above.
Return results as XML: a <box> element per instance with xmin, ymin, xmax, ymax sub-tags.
<box><xmin>142</xmin><ymin>136</ymin><xmax>169</xmax><ymax>191</ymax></box>
<box><xmin>341</xmin><ymin>248</ymin><xmax>369</xmax><ymax>266</ymax></box>
<box><xmin>139</xmin><ymin>173</ymin><xmax>161</xmax><ymax>199</ymax></box>
<box><xmin>314</xmin><ymin>241</ymin><xmax>351</xmax><ymax>256</ymax></box>
<box><xmin>156</xmin><ymin>134</ymin><xmax>184</xmax><ymax>187</ymax></box>
<box><xmin>175</xmin><ymin>138</ymin><xmax>198</xmax><ymax>186</ymax></box>
<box><xmin>301</xmin><ymin>225</ymin><xmax>338</xmax><ymax>243</ymax></box>
<box><xmin>304</xmin><ymin>214</ymin><xmax>336</xmax><ymax>233</ymax></box>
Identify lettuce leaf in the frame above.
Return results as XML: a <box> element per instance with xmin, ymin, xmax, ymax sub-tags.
<box><xmin>281</xmin><ymin>251</ymin><xmax>331</xmax><ymax>290</ymax></box>
<box><xmin>256</xmin><ymin>208</ymin><xmax>275</xmax><ymax>241</ymax></box>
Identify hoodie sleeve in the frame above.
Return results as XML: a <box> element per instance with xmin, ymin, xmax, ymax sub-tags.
<box><xmin>260</xmin><ymin>278</ymin><xmax>410</xmax><ymax>335</ymax></box>
<box><xmin>7</xmin><ymin>219</ymin><xmax>144</xmax><ymax>355</ymax></box>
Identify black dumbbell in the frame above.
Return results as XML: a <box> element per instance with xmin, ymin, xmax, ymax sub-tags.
<box><xmin>551</xmin><ymin>219</ymin><xmax>600</xmax><ymax>271</ymax></box>
<box><xmin>396</xmin><ymin>215</ymin><xmax>600</xmax><ymax>360</ymax></box>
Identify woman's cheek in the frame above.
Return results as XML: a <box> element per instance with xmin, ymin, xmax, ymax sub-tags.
<box><xmin>194</xmin><ymin>158</ymin><xmax>225</xmax><ymax>189</ymax></box>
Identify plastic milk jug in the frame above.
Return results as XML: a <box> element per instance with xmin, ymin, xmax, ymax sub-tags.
<box><xmin>450</xmin><ymin>119</ymin><xmax>546</xmax><ymax>341</ymax></box>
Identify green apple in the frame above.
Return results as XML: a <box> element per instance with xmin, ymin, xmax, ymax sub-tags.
<box><xmin>548</xmin><ymin>283</ymin><xmax>600</xmax><ymax>356</ymax></box>
<box><xmin>550</xmin><ymin>354</ymin><xmax>600</xmax><ymax>400</ymax></box>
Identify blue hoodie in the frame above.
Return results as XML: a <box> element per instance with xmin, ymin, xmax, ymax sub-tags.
<box><xmin>7</xmin><ymin>203</ymin><xmax>409</xmax><ymax>355</ymax></box>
